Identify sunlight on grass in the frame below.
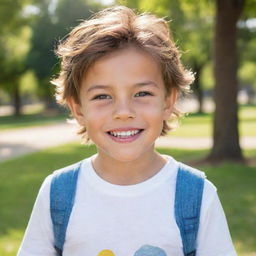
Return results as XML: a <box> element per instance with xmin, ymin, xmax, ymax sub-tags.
<box><xmin>0</xmin><ymin>143</ymin><xmax>255</xmax><ymax>255</ymax></box>
<box><xmin>0</xmin><ymin>112</ymin><xmax>68</xmax><ymax>131</ymax></box>
<box><xmin>168</xmin><ymin>105</ymin><xmax>256</xmax><ymax>137</ymax></box>
<box><xmin>0</xmin><ymin>229</ymin><xmax>23</xmax><ymax>256</ymax></box>
<box><xmin>170</xmin><ymin>115</ymin><xmax>213</xmax><ymax>137</ymax></box>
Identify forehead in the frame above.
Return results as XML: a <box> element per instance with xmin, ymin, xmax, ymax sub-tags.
<box><xmin>82</xmin><ymin>46</ymin><xmax>164</xmax><ymax>88</ymax></box>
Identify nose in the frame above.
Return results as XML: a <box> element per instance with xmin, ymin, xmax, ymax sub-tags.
<box><xmin>112</xmin><ymin>99</ymin><xmax>136</xmax><ymax>120</ymax></box>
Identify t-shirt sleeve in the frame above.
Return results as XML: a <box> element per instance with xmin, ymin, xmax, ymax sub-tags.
<box><xmin>196</xmin><ymin>179</ymin><xmax>237</xmax><ymax>256</ymax></box>
<box><xmin>17</xmin><ymin>174</ymin><xmax>57</xmax><ymax>256</ymax></box>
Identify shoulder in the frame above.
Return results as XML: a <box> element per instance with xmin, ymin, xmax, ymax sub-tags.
<box><xmin>179</xmin><ymin>162</ymin><xmax>218</xmax><ymax>212</ymax></box>
<box><xmin>38</xmin><ymin>160</ymin><xmax>85</xmax><ymax>198</ymax></box>
<box><xmin>175</xmin><ymin>161</ymin><xmax>218</xmax><ymax>219</ymax></box>
<box><xmin>52</xmin><ymin>160</ymin><xmax>83</xmax><ymax>177</ymax></box>
<box><xmin>178</xmin><ymin>162</ymin><xmax>206</xmax><ymax>179</ymax></box>
<box><xmin>174</xmin><ymin>159</ymin><xmax>217</xmax><ymax>199</ymax></box>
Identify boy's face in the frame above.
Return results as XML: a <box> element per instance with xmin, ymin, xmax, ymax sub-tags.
<box><xmin>68</xmin><ymin>46</ymin><xmax>176</xmax><ymax>162</ymax></box>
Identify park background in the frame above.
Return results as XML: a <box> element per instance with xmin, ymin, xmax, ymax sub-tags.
<box><xmin>0</xmin><ymin>0</ymin><xmax>255</xmax><ymax>255</ymax></box>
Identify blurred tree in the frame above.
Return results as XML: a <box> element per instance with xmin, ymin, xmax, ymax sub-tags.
<box><xmin>238</xmin><ymin>19</ymin><xmax>256</xmax><ymax>104</ymax></box>
<box><xmin>122</xmin><ymin>0</ymin><xmax>214</xmax><ymax>113</ymax></box>
<box><xmin>26</xmin><ymin>0</ymin><xmax>61</xmax><ymax>110</ymax></box>
<box><xmin>207</xmin><ymin>0</ymin><xmax>256</xmax><ymax>162</ymax></box>
<box><xmin>0</xmin><ymin>0</ymin><xmax>32</xmax><ymax>115</ymax></box>
<box><xmin>0</xmin><ymin>0</ymin><xmax>27</xmax><ymax>33</ymax></box>
<box><xmin>177</xmin><ymin>1</ymin><xmax>213</xmax><ymax>113</ymax></box>
<box><xmin>121</xmin><ymin>0</ymin><xmax>256</xmax><ymax>162</ymax></box>
<box><xmin>239</xmin><ymin>61</ymin><xmax>256</xmax><ymax>103</ymax></box>
<box><xmin>27</xmin><ymin>0</ymin><xmax>97</xmax><ymax>110</ymax></box>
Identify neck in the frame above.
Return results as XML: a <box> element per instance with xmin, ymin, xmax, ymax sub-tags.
<box><xmin>91</xmin><ymin>149</ymin><xmax>167</xmax><ymax>185</ymax></box>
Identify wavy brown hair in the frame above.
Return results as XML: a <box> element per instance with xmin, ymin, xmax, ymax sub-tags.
<box><xmin>51</xmin><ymin>5</ymin><xmax>194</xmax><ymax>143</ymax></box>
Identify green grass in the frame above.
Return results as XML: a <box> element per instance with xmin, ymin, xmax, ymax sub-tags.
<box><xmin>0</xmin><ymin>143</ymin><xmax>255</xmax><ymax>255</ymax></box>
<box><xmin>169</xmin><ymin>104</ymin><xmax>256</xmax><ymax>137</ymax></box>
<box><xmin>0</xmin><ymin>112</ymin><xmax>69</xmax><ymax>131</ymax></box>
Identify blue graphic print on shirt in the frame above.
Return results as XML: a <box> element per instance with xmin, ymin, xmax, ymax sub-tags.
<box><xmin>134</xmin><ymin>245</ymin><xmax>167</xmax><ymax>256</ymax></box>
<box><xmin>97</xmin><ymin>244</ymin><xmax>167</xmax><ymax>256</ymax></box>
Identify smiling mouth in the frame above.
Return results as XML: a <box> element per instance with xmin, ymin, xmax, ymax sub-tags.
<box><xmin>107</xmin><ymin>129</ymin><xmax>144</xmax><ymax>138</ymax></box>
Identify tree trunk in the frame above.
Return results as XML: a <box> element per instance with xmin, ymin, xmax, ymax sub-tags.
<box><xmin>208</xmin><ymin>0</ymin><xmax>244</xmax><ymax>162</ymax></box>
<box><xmin>44</xmin><ymin>95</ymin><xmax>59</xmax><ymax>110</ymax></box>
<box><xmin>193</xmin><ymin>65</ymin><xmax>204</xmax><ymax>114</ymax></box>
<box><xmin>13</xmin><ymin>83</ymin><xmax>22</xmax><ymax>116</ymax></box>
<box><xmin>42</xmin><ymin>81</ymin><xmax>60</xmax><ymax>112</ymax></box>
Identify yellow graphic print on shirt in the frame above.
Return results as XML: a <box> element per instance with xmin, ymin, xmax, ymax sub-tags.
<box><xmin>98</xmin><ymin>245</ymin><xmax>167</xmax><ymax>256</ymax></box>
<box><xmin>97</xmin><ymin>249</ymin><xmax>115</xmax><ymax>256</ymax></box>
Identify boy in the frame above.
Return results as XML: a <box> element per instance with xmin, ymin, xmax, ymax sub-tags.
<box><xmin>18</xmin><ymin>6</ymin><xmax>237</xmax><ymax>256</ymax></box>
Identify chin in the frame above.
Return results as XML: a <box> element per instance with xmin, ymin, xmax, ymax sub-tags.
<box><xmin>109</xmin><ymin>152</ymin><xmax>136</xmax><ymax>161</ymax></box>
<box><xmin>102</xmin><ymin>149</ymin><xmax>143</xmax><ymax>163</ymax></box>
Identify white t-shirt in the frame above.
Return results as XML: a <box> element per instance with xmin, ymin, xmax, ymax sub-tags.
<box><xmin>18</xmin><ymin>154</ymin><xmax>237</xmax><ymax>256</ymax></box>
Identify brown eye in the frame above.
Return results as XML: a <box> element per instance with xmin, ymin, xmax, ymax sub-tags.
<box><xmin>92</xmin><ymin>94</ymin><xmax>111</xmax><ymax>100</ymax></box>
<box><xmin>135</xmin><ymin>91</ymin><xmax>153</xmax><ymax>97</ymax></box>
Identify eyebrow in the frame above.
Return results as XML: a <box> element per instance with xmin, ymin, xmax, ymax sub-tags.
<box><xmin>86</xmin><ymin>81</ymin><xmax>158</xmax><ymax>93</ymax></box>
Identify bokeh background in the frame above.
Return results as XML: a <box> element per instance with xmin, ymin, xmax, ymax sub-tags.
<box><xmin>0</xmin><ymin>0</ymin><xmax>255</xmax><ymax>255</ymax></box>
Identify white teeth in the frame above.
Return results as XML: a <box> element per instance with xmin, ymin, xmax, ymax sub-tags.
<box><xmin>109</xmin><ymin>130</ymin><xmax>141</xmax><ymax>137</ymax></box>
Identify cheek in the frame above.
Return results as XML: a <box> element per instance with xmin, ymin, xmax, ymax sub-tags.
<box><xmin>137</xmin><ymin>100</ymin><xmax>165</xmax><ymax>116</ymax></box>
<box><xmin>83</xmin><ymin>105</ymin><xmax>110</xmax><ymax>125</ymax></box>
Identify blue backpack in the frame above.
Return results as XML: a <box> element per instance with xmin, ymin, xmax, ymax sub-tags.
<box><xmin>50</xmin><ymin>160</ymin><xmax>205</xmax><ymax>256</ymax></box>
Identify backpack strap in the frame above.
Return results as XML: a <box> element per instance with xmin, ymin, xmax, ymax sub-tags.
<box><xmin>50</xmin><ymin>161</ymin><xmax>82</xmax><ymax>256</ymax></box>
<box><xmin>175</xmin><ymin>163</ymin><xmax>205</xmax><ymax>256</ymax></box>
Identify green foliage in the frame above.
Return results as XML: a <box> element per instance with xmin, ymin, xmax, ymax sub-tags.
<box><xmin>239</xmin><ymin>61</ymin><xmax>256</xmax><ymax>88</ymax></box>
<box><xmin>0</xmin><ymin>0</ymin><xmax>32</xmax><ymax>66</ymax></box>
<box><xmin>242</xmin><ymin>0</ymin><xmax>256</xmax><ymax>19</ymax></box>
<box><xmin>201</xmin><ymin>61</ymin><xmax>214</xmax><ymax>89</ymax></box>
<box><xmin>237</xmin><ymin>8</ymin><xmax>256</xmax><ymax>93</ymax></box>
<box><xmin>129</xmin><ymin>0</ymin><xmax>214</xmax><ymax>67</ymax></box>
<box><xmin>0</xmin><ymin>0</ymin><xmax>35</xmax><ymax>112</ymax></box>
<box><xmin>0</xmin><ymin>25</ymin><xmax>32</xmax><ymax>96</ymax></box>
<box><xmin>121</xmin><ymin>0</ymin><xmax>214</xmax><ymax>105</ymax></box>
<box><xmin>0</xmin><ymin>0</ymin><xmax>30</xmax><ymax>33</ymax></box>
<box><xmin>26</xmin><ymin>0</ymin><xmax>99</xmax><ymax>100</ymax></box>
<box><xmin>19</xmin><ymin>70</ymin><xmax>39</xmax><ymax>96</ymax></box>
<box><xmin>55</xmin><ymin>0</ymin><xmax>93</xmax><ymax>30</ymax></box>
<box><xmin>1</xmin><ymin>0</ymin><xmax>256</xmax><ymax>111</ymax></box>
<box><xmin>26</xmin><ymin>13</ymin><xmax>58</xmax><ymax>81</ymax></box>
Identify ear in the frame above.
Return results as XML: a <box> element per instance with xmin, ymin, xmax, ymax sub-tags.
<box><xmin>67</xmin><ymin>98</ymin><xmax>86</xmax><ymax>126</ymax></box>
<box><xmin>163</xmin><ymin>88</ymin><xmax>178</xmax><ymax>120</ymax></box>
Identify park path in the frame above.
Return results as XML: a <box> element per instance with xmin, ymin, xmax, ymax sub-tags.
<box><xmin>0</xmin><ymin>121</ymin><xmax>255</xmax><ymax>162</ymax></box>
